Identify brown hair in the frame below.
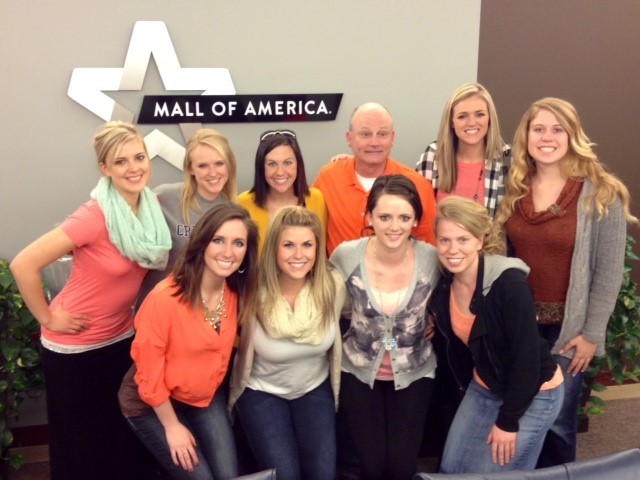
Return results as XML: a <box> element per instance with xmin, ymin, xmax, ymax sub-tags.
<box><xmin>172</xmin><ymin>203</ymin><xmax>259</xmax><ymax>324</ymax></box>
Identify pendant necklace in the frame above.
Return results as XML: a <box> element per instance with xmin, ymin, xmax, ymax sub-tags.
<box><xmin>473</xmin><ymin>167</ymin><xmax>484</xmax><ymax>200</ymax></box>
<box><xmin>373</xmin><ymin>239</ymin><xmax>409</xmax><ymax>351</ymax></box>
<box><xmin>202</xmin><ymin>284</ymin><xmax>226</xmax><ymax>333</ymax></box>
<box><xmin>454</xmin><ymin>162</ymin><xmax>484</xmax><ymax>201</ymax></box>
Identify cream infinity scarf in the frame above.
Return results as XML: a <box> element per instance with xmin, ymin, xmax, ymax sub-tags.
<box><xmin>263</xmin><ymin>282</ymin><xmax>326</xmax><ymax>345</ymax></box>
<box><xmin>90</xmin><ymin>177</ymin><xmax>171</xmax><ymax>269</ymax></box>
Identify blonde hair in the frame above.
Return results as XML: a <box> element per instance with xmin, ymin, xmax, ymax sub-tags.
<box><xmin>92</xmin><ymin>121</ymin><xmax>146</xmax><ymax>167</ymax></box>
<box><xmin>258</xmin><ymin>206</ymin><xmax>336</xmax><ymax>330</ymax></box>
<box><xmin>181</xmin><ymin>129</ymin><xmax>237</xmax><ymax>224</ymax></box>
<box><xmin>435</xmin><ymin>83</ymin><xmax>506</xmax><ymax>192</ymax></box>
<box><xmin>436</xmin><ymin>196</ymin><xmax>505</xmax><ymax>255</ymax></box>
<box><xmin>495</xmin><ymin>97</ymin><xmax>637</xmax><ymax>228</ymax></box>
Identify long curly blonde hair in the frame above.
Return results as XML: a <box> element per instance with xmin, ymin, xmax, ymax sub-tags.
<box><xmin>495</xmin><ymin>97</ymin><xmax>637</xmax><ymax>228</ymax></box>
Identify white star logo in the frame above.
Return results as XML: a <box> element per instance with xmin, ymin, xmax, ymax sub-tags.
<box><xmin>67</xmin><ymin>21</ymin><xmax>236</xmax><ymax>169</ymax></box>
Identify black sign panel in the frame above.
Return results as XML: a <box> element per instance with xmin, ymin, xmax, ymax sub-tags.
<box><xmin>138</xmin><ymin>94</ymin><xmax>343</xmax><ymax>124</ymax></box>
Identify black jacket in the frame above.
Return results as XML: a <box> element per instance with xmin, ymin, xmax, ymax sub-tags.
<box><xmin>430</xmin><ymin>255</ymin><xmax>557</xmax><ymax>432</ymax></box>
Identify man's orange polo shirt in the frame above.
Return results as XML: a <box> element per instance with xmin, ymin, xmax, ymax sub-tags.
<box><xmin>314</xmin><ymin>156</ymin><xmax>436</xmax><ymax>255</ymax></box>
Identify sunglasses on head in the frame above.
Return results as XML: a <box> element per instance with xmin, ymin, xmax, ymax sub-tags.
<box><xmin>259</xmin><ymin>129</ymin><xmax>297</xmax><ymax>141</ymax></box>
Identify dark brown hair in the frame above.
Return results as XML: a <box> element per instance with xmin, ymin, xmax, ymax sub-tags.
<box><xmin>250</xmin><ymin>131</ymin><xmax>310</xmax><ymax>208</ymax></box>
<box><xmin>172</xmin><ymin>203</ymin><xmax>259</xmax><ymax>324</ymax></box>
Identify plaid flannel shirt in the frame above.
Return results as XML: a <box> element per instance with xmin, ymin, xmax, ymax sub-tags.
<box><xmin>415</xmin><ymin>141</ymin><xmax>512</xmax><ymax>218</ymax></box>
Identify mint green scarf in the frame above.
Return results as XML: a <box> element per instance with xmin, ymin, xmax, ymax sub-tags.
<box><xmin>90</xmin><ymin>177</ymin><xmax>171</xmax><ymax>270</ymax></box>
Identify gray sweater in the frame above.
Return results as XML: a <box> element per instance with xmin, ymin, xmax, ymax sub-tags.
<box><xmin>556</xmin><ymin>180</ymin><xmax>627</xmax><ymax>357</ymax></box>
<box><xmin>136</xmin><ymin>183</ymin><xmax>224</xmax><ymax>307</ymax></box>
<box><xmin>330</xmin><ymin>238</ymin><xmax>440</xmax><ymax>390</ymax></box>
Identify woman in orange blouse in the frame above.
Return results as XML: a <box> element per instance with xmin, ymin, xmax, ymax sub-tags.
<box><xmin>119</xmin><ymin>203</ymin><xmax>258</xmax><ymax>480</ymax></box>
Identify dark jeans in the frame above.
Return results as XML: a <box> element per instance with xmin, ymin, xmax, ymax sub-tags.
<box><xmin>536</xmin><ymin>324</ymin><xmax>583</xmax><ymax>467</ymax></box>
<box><xmin>127</xmin><ymin>389</ymin><xmax>238</xmax><ymax>480</ymax></box>
<box><xmin>339</xmin><ymin>372</ymin><xmax>434</xmax><ymax>480</ymax></box>
<box><xmin>236</xmin><ymin>379</ymin><xmax>336</xmax><ymax>480</ymax></box>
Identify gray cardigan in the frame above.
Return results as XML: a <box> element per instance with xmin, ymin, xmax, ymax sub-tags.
<box><xmin>330</xmin><ymin>238</ymin><xmax>440</xmax><ymax>390</ymax></box>
<box><xmin>554</xmin><ymin>180</ymin><xmax>627</xmax><ymax>357</ymax></box>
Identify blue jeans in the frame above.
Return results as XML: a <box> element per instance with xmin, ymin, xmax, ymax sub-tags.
<box><xmin>536</xmin><ymin>354</ymin><xmax>583</xmax><ymax>467</ymax></box>
<box><xmin>236</xmin><ymin>379</ymin><xmax>336</xmax><ymax>480</ymax></box>
<box><xmin>536</xmin><ymin>324</ymin><xmax>584</xmax><ymax>467</ymax></box>
<box><xmin>440</xmin><ymin>379</ymin><xmax>564</xmax><ymax>474</ymax></box>
<box><xmin>127</xmin><ymin>389</ymin><xmax>238</xmax><ymax>480</ymax></box>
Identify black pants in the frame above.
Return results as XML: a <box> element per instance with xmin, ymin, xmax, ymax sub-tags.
<box><xmin>339</xmin><ymin>372</ymin><xmax>434</xmax><ymax>480</ymax></box>
<box><xmin>42</xmin><ymin>337</ymin><xmax>156</xmax><ymax>480</ymax></box>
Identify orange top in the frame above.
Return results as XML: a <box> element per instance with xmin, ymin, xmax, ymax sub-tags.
<box><xmin>450</xmin><ymin>291</ymin><xmax>474</xmax><ymax>346</ymax></box>
<box><xmin>314</xmin><ymin>156</ymin><xmax>436</xmax><ymax>255</ymax></box>
<box><xmin>132</xmin><ymin>276</ymin><xmax>238</xmax><ymax>408</ymax></box>
<box><xmin>450</xmin><ymin>292</ymin><xmax>490</xmax><ymax>389</ymax></box>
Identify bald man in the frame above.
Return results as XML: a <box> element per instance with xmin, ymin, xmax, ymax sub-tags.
<box><xmin>314</xmin><ymin>102</ymin><xmax>436</xmax><ymax>254</ymax></box>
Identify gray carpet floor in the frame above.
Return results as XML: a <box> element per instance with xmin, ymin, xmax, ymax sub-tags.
<box><xmin>6</xmin><ymin>397</ymin><xmax>640</xmax><ymax>479</ymax></box>
<box><xmin>576</xmin><ymin>397</ymin><xmax>640</xmax><ymax>460</ymax></box>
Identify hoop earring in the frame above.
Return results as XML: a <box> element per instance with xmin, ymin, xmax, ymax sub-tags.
<box><xmin>237</xmin><ymin>265</ymin><xmax>246</xmax><ymax>274</ymax></box>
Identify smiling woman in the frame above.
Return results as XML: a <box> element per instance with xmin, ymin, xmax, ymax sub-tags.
<box><xmin>237</xmin><ymin>129</ymin><xmax>327</xmax><ymax>254</ymax></box>
<box><xmin>9</xmin><ymin>121</ymin><xmax>172</xmax><ymax>480</ymax></box>
<box><xmin>415</xmin><ymin>83</ymin><xmax>511</xmax><ymax>218</ymax></box>
<box><xmin>430</xmin><ymin>196</ymin><xmax>564</xmax><ymax>474</ymax></box>
<box><xmin>120</xmin><ymin>203</ymin><xmax>259</xmax><ymax>480</ymax></box>
<box><xmin>98</xmin><ymin>139</ymin><xmax>150</xmax><ymax>213</ymax></box>
<box><xmin>230</xmin><ymin>206</ymin><xmax>344</xmax><ymax>480</ymax></box>
<box><xmin>495</xmin><ymin>97</ymin><xmax>638</xmax><ymax>469</ymax></box>
<box><xmin>330</xmin><ymin>175</ymin><xmax>440</xmax><ymax>480</ymax></box>
<box><xmin>136</xmin><ymin>128</ymin><xmax>238</xmax><ymax>309</ymax></box>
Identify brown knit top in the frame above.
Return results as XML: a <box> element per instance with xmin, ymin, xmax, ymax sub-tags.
<box><xmin>505</xmin><ymin>178</ymin><xmax>583</xmax><ymax>324</ymax></box>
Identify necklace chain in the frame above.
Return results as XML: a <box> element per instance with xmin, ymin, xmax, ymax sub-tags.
<box><xmin>202</xmin><ymin>284</ymin><xmax>226</xmax><ymax>333</ymax></box>
<box><xmin>373</xmin><ymin>240</ymin><xmax>409</xmax><ymax>316</ymax></box>
<box><xmin>453</xmin><ymin>164</ymin><xmax>484</xmax><ymax>201</ymax></box>
<box><xmin>373</xmin><ymin>240</ymin><xmax>409</xmax><ymax>351</ymax></box>
<box><xmin>473</xmin><ymin>167</ymin><xmax>484</xmax><ymax>200</ymax></box>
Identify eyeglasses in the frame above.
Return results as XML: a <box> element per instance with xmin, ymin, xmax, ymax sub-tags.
<box><xmin>259</xmin><ymin>129</ymin><xmax>297</xmax><ymax>141</ymax></box>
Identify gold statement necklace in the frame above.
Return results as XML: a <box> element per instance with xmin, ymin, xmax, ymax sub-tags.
<box><xmin>202</xmin><ymin>284</ymin><xmax>226</xmax><ymax>333</ymax></box>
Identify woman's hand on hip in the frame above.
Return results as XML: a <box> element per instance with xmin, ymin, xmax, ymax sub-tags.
<box><xmin>487</xmin><ymin>424</ymin><xmax>516</xmax><ymax>466</ymax></box>
<box><xmin>45</xmin><ymin>301</ymin><xmax>90</xmax><ymax>335</ymax></box>
<box><xmin>560</xmin><ymin>334</ymin><xmax>597</xmax><ymax>376</ymax></box>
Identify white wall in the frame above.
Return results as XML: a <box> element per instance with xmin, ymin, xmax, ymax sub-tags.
<box><xmin>1</xmin><ymin>0</ymin><xmax>480</xmax><ymax>260</ymax></box>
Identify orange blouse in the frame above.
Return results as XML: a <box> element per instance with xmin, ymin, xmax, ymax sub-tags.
<box><xmin>131</xmin><ymin>276</ymin><xmax>238</xmax><ymax>408</ymax></box>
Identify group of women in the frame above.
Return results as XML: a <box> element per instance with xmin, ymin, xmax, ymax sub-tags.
<box><xmin>9</xmin><ymin>83</ymin><xmax>636</xmax><ymax>480</ymax></box>
<box><xmin>416</xmin><ymin>85</ymin><xmax>635</xmax><ymax>474</ymax></box>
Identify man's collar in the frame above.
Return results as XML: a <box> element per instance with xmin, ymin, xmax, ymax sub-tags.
<box><xmin>353</xmin><ymin>157</ymin><xmax>391</xmax><ymax>179</ymax></box>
